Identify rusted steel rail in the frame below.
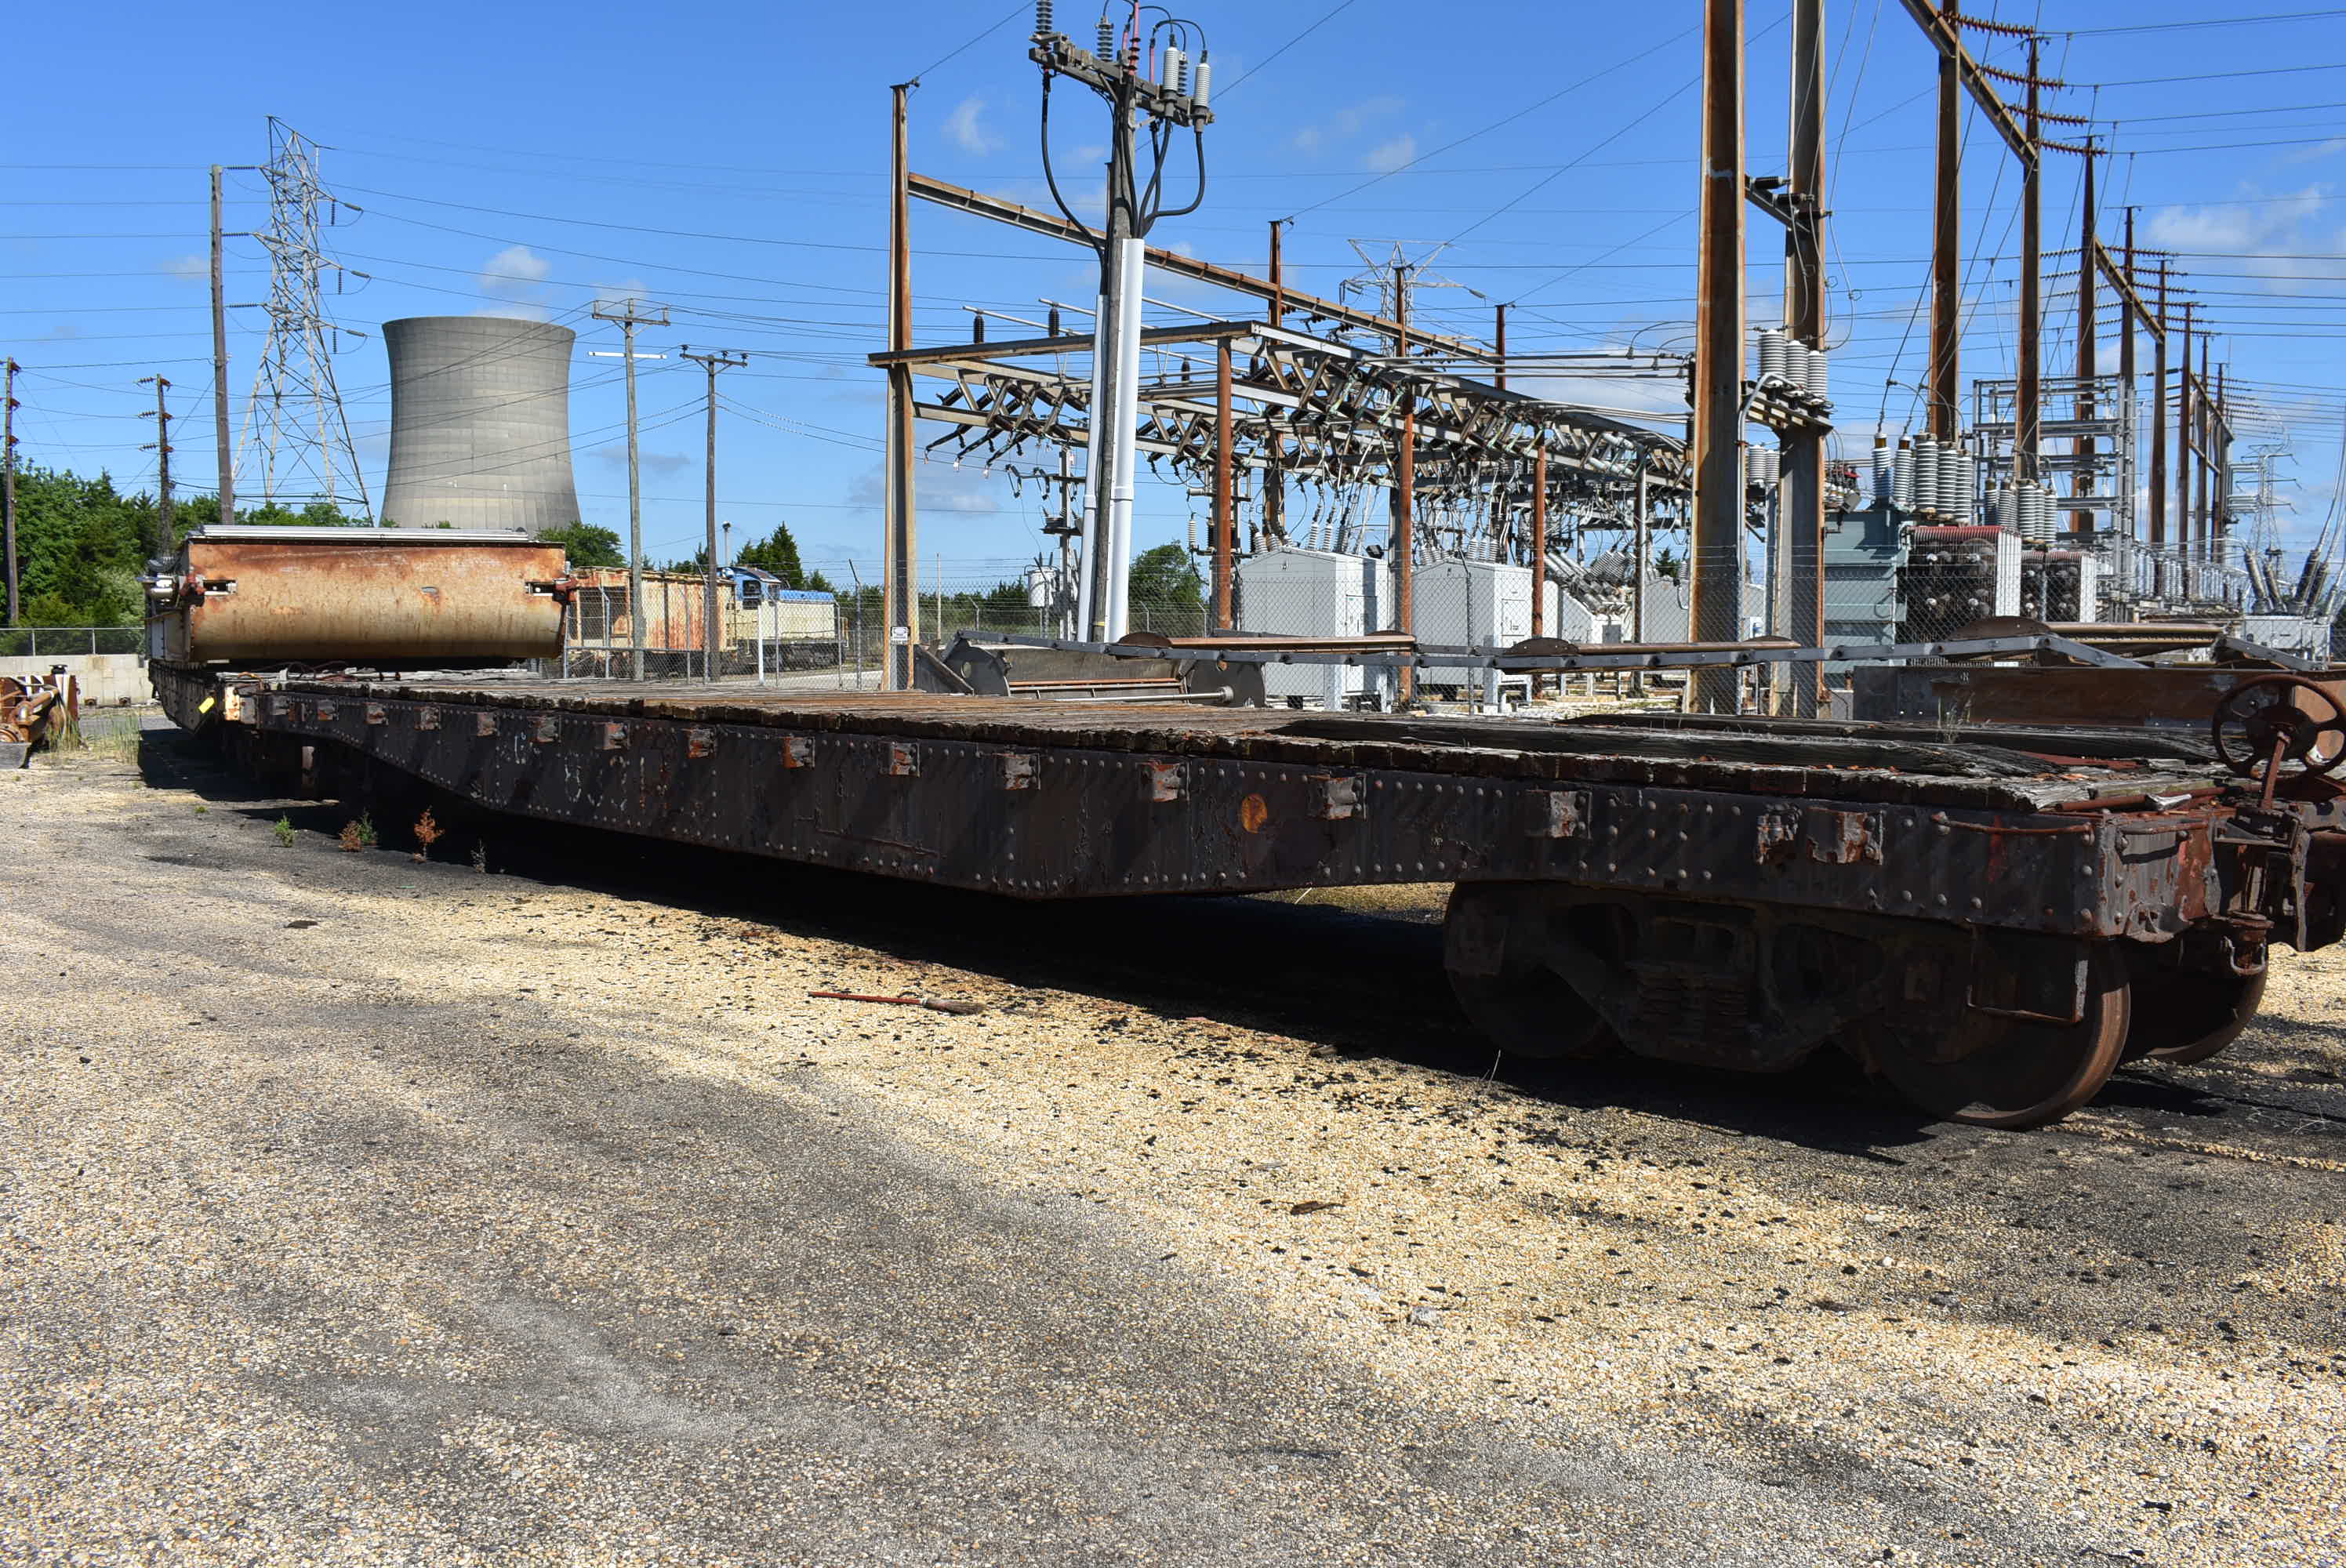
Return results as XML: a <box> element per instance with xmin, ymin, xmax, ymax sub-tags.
<box><xmin>162</xmin><ymin>669</ymin><xmax>2346</xmax><ymax>1131</ymax></box>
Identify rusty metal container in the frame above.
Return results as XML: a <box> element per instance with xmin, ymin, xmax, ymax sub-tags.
<box><xmin>147</xmin><ymin>527</ymin><xmax>569</xmax><ymax>666</ymax></box>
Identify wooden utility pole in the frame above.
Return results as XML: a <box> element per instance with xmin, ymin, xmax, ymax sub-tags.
<box><xmin>592</xmin><ymin>297</ymin><xmax>669</xmax><ymax>679</ymax></box>
<box><xmin>1690</xmin><ymin>0</ymin><xmax>1748</xmax><ymax>712</ymax></box>
<box><xmin>139</xmin><ymin>375</ymin><xmax>174</xmax><ymax>554</ymax></box>
<box><xmin>884</xmin><ymin>82</ymin><xmax>919</xmax><ymax>688</ymax></box>
<box><xmin>2119</xmin><ymin>208</ymin><xmax>2137</xmax><ymax>537</ymax></box>
<box><xmin>2176</xmin><ymin>302</ymin><xmax>2195</xmax><ymax>563</ymax></box>
<box><xmin>2</xmin><ymin>358</ymin><xmax>18</xmax><ymax>625</ymax></box>
<box><xmin>1902</xmin><ymin>3</ymin><xmax>2045</xmax><ymax>454</ymax></box>
<box><xmin>2069</xmin><ymin>142</ymin><xmax>2097</xmax><ymax>534</ymax></box>
<box><xmin>1493</xmin><ymin>303</ymin><xmax>1509</xmax><ymax>392</ymax></box>
<box><xmin>1263</xmin><ymin>218</ymin><xmax>1285</xmax><ymax>547</ymax></box>
<box><xmin>2017</xmin><ymin>31</ymin><xmax>2043</xmax><ymax>484</ymax></box>
<box><xmin>1211</xmin><ymin>336</ymin><xmax>1234</xmax><ymax>629</ymax></box>
<box><xmin>2186</xmin><ymin>338</ymin><xmax>2205</xmax><ymax>563</ymax></box>
<box><xmin>1783</xmin><ymin>0</ymin><xmax>1827</xmax><ymax>716</ymax></box>
<box><xmin>2214</xmin><ymin>361</ymin><xmax>2231</xmax><ymax>565</ymax></box>
<box><xmin>209</xmin><ymin>166</ymin><xmax>235</xmax><ymax>528</ymax></box>
<box><xmin>1927</xmin><ymin>0</ymin><xmax>1961</xmax><ymax>440</ymax></box>
<box><xmin>680</xmin><ymin>346</ymin><xmax>748</xmax><ymax>680</ymax></box>
<box><xmin>2149</xmin><ymin>260</ymin><xmax>2168</xmax><ymax>547</ymax></box>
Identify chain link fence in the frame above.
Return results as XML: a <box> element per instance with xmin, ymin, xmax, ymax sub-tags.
<box><xmin>0</xmin><ymin>626</ymin><xmax>143</xmax><ymax>659</ymax></box>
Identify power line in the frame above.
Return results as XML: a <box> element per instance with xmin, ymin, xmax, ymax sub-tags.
<box><xmin>1286</xmin><ymin>20</ymin><xmax>1701</xmax><ymax>220</ymax></box>
<box><xmin>2091</xmin><ymin>60</ymin><xmax>2346</xmax><ymax>88</ymax></box>
<box><xmin>1216</xmin><ymin>0</ymin><xmax>1361</xmax><ymax>98</ymax></box>
<box><xmin>2063</xmin><ymin>6</ymin><xmax>2346</xmax><ymax>35</ymax></box>
<box><xmin>904</xmin><ymin>0</ymin><xmax>1029</xmax><ymax>84</ymax></box>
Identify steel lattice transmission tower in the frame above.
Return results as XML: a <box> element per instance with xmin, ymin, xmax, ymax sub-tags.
<box><xmin>241</xmin><ymin>118</ymin><xmax>372</xmax><ymax>516</ymax></box>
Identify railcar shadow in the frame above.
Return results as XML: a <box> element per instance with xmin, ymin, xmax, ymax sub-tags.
<box><xmin>144</xmin><ymin>724</ymin><xmax>1948</xmax><ymax>1160</ymax></box>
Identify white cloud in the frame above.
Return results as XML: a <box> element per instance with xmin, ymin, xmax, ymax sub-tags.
<box><xmin>2144</xmin><ymin>185</ymin><xmax>2327</xmax><ymax>254</ymax></box>
<box><xmin>591</xmin><ymin>278</ymin><xmax>653</xmax><ymax>313</ymax></box>
<box><xmin>1291</xmin><ymin>94</ymin><xmax>1404</xmax><ymax>154</ymax></box>
<box><xmin>481</xmin><ymin>243</ymin><xmax>551</xmax><ymax>289</ymax></box>
<box><xmin>1364</xmin><ymin>134</ymin><xmax>1417</xmax><ymax>174</ymax></box>
<box><xmin>158</xmin><ymin>254</ymin><xmax>208</xmax><ymax>281</ymax></box>
<box><xmin>944</xmin><ymin>96</ymin><xmax>1003</xmax><ymax>156</ymax></box>
<box><xmin>474</xmin><ymin>245</ymin><xmax>554</xmax><ymax>318</ymax></box>
<box><xmin>2142</xmin><ymin>184</ymin><xmax>2342</xmax><ymax>293</ymax></box>
<box><xmin>850</xmin><ymin>460</ymin><xmax>1003</xmax><ymax>514</ymax></box>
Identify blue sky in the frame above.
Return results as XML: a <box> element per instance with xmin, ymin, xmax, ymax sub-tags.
<box><xmin>8</xmin><ymin>0</ymin><xmax>2346</xmax><ymax>586</ymax></box>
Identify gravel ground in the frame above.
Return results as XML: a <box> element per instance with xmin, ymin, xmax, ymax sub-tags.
<box><xmin>2</xmin><ymin>727</ymin><xmax>2341</xmax><ymax>1566</ymax></box>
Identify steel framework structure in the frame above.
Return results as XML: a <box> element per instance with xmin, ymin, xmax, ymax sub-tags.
<box><xmin>870</xmin><ymin>318</ymin><xmax>1690</xmax><ymax>606</ymax></box>
<box><xmin>241</xmin><ymin>118</ymin><xmax>372</xmax><ymax>515</ymax></box>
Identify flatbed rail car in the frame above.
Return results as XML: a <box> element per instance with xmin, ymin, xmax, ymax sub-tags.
<box><xmin>163</xmin><ymin>670</ymin><xmax>2346</xmax><ymax>1130</ymax></box>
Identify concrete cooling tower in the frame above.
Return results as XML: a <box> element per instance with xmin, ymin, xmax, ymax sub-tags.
<box><xmin>380</xmin><ymin>316</ymin><xmax>581</xmax><ymax>530</ymax></box>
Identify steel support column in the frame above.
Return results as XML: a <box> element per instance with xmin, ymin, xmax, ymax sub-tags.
<box><xmin>885</xmin><ymin>83</ymin><xmax>919</xmax><ymax>689</ymax></box>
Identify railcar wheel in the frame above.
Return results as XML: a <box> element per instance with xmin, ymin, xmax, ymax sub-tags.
<box><xmin>1442</xmin><ymin>884</ymin><xmax>1617</xmax><ymax>1062</ymax></box>
<box><xmin>1876</xmin><ymin>943</ymin><xmax>2130</xmax><ymax>1129</ymax></box>
<box><xmin>2122</xmin><ymin>956</ymin><xmax>2266</xmax><ymax>1066</ymax></box>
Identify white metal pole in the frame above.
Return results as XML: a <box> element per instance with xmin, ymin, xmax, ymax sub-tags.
<box><xmin>1077</xmin><ymin>285</ymin><xmax>1111</xmax><ymax>639</ymax></box>
<box><xmin>1106</xmin><ymin>237</ymin><xmax>1146</xmax><ymax>639</ymax></box>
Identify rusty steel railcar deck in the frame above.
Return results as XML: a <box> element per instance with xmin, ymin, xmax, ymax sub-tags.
<box><xmin>223</xmin><ymin>675</ymin><xmax>2261</xmax><ymax>943</ymax></box>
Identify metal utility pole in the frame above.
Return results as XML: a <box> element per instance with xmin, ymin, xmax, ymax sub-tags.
<box><xmin>1392</xmin><ymin>262</ymin><xmax>1418</xmax><ymax>703</ymax></box>
<box><xmin>1530</xmin><ymin>448</ymin><xmax>1549</xmax><ymax>699</ymax></box>
<box><xmin>592</xmin><ymin>296</ymin><xmax>669</xmax><ymax>680</ymax></box>
<box><xmin>1690</xmin><ymin>0</ymin><xmax>1748</xmax><ymax>712</ymax></box>
<box><xmin>1494</xmin><ymin>303</ymin><xmax>1509</xmax><ymax>392</ymax></box>
<box><xmin>1030</xmin><ymin>6</ymin><xmax>1215</xmax><ymax>644</ymax></box>
<box><xmin>2017</xmin><ymin>31</ymin><xmax>2043</xmax><ymax>485</ymax></box>
<box><xmin>2</xmin><ymin>358</ymin><xmax>18</xmax><ymax>625</ymax></box>
<box><xmin>2070</xmin><ymin>141</ymin><xmax>2097</xmax><ymax>535</ymax></box>
<box><xmin>884</xmin><ymin>82</ymin><xmax>919</xmax><ymax>690</ymax></box>
<box><xmin>2149</xmin><ymin>260</ymin><xmax>2169</xmax><ymax>547</ymax></box>
<box><xmin>209</xmin><ymin>165</ymin><xmax>237</xmax><ymax>528</ymax></box>
<box><xmin>680</xmin><ymin>346</ymin><xmax>749</xmax><ymax>680</ymax></box>
<box><xmin>1632</xmin><ymin>456</ymin><xmax>1651</xmax><ymax>645</ymax></box>
<box><xmin>1927</xmin><ymin>0</ymin><xmax>1961</xmax><ymax>440</ymax></box>
<box><xmin>1782</xmin><ymin>0</ymin><xmax>1828</xmax><ymax>716</ymax></box>
<box><xmin>139</xmin><ymin>376</ymin><xmax>174</xmax><ymax>553</ymax></box>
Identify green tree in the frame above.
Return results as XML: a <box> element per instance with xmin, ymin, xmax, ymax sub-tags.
<box><xmin>13</xmin><ymin>466</ymin><xmax>144</xmax><ymax>626</ymax></box>
<box><xmin>1128</xmin><ymin>543</ymin><xmax>1203</xmax><ymax>610</ymax></box>
<box><xmin>2</xmin><ymin>461</ymin><xmax>374</xmax><ymax>630</ymax></box>
<box><xmin>539</xmin><ymin>522</ymin><xmax>625</xmax><ymax>569</ymax></box>
<box><xmin>734</xmin><ymin>522</ymin><xmax>807</xmax><ymax>587</ymax></box>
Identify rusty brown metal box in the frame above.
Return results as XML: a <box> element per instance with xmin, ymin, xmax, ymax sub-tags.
<box><xmin>148</xmin><ymin>527</ymin><xmax>568</xmax><ymax>666</ymax></box>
